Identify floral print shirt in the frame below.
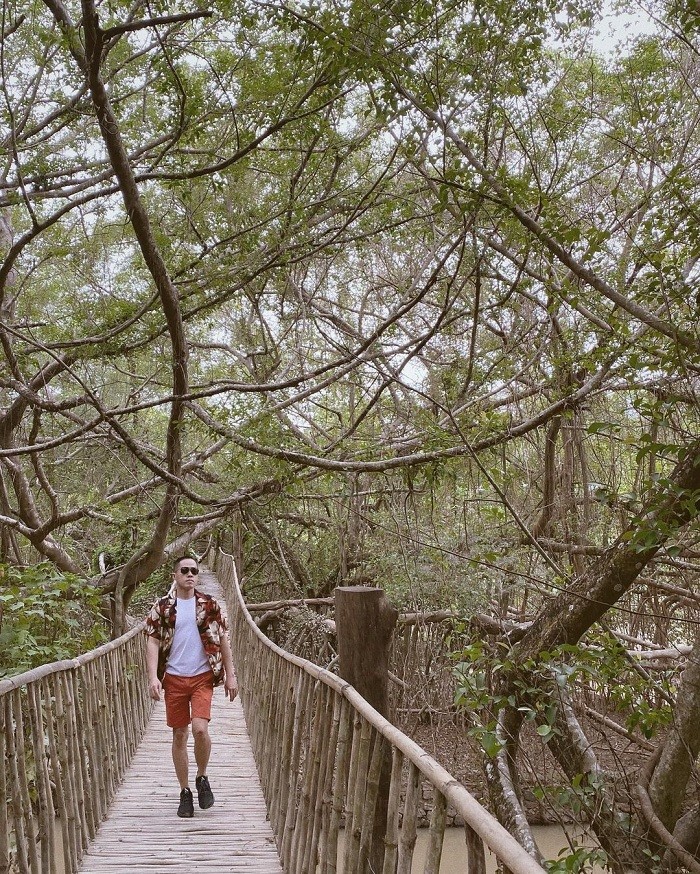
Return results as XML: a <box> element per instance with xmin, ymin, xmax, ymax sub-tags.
<box><xmin>144</xmin><ymin>588</ymin><xmax>228</xmax><ymax>686</ymax></box>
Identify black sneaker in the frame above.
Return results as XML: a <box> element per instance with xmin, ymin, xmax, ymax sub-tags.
<box><xmin>196</xmin><ymin>775</ymin><xmax>214</xmax><ymax>809</ymax></box>
<box><xmin>177</xmin><ymin>787</ymin><xmax>194</xmax><ymax>818</ymax></box>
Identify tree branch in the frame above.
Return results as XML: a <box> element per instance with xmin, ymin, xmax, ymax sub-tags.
<box><xmin>102</xmin><ymin>10</ymin><xmax>212</xmax><ymax>40</ymax></box>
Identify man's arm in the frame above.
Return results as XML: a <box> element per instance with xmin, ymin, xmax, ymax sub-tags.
<box><xmin>146</xmin><ymin>634</ymin><xmax>162</xmax><ymax>701</ymax></box>
<box><xmin>220</xmin><ymin>629</ymin><xmax>238</xmax><ymax>702</ymax></box>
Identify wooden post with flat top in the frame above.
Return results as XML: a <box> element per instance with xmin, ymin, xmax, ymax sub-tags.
<box><xmin>335</xmin><ymin>585</ymin><xmax>398</xmax><ymax>874</ymax></box>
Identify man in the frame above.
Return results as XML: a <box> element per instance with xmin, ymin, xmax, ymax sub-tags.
<box><xmin>145</xmin><ymin>555</ymin><xmax>238</xmax><ymax>818</ymax></box>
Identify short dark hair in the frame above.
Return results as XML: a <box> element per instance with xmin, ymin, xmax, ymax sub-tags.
<box><xmin>172</xmin><ymin>555</ymin><xmax>198</xmax><ymax>570</ymax></box>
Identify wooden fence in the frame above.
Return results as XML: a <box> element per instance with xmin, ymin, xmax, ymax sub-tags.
<box><xmin>0</xmin><ymin>624</ymin><xmax>151</xmax><ymax>874</ymax></box>
<box><xmin>213</xmin><ymin>549</ymin><xmax>546</xmax><ymax>874</ymax></box>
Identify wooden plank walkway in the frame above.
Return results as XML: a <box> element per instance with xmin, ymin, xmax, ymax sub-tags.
<box><xmin>78</xmin><ymin>571</ymin><xmax>282</xmax><ymax>873</ymax></box>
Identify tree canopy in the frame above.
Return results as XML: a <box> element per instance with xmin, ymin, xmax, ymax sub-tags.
<box><xmin>4</xmin><ymin>0</ymin><xmax>700</xmax><ymax>868</ymax></box>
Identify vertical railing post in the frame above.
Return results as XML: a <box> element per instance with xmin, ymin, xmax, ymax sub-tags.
<box><xmin>465</xmin><ymin>823</ymin><xmax>487</xmax><ymax>874</ymax></box>
<box><xmin>0</xmin><ymin>695</ymin><xmax>7</xmax><ymax>874</ymax></box>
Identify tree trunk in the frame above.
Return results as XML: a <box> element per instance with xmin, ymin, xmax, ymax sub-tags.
<box><xmin>648</xmin><ymin>629</ymin><xmax>700</xmax><ymax>840</ymax></box>
<box><xmin>543</xmin><ymin>684</ymin><xmax>652</xmax><ymax>870</ymax></box>
<box><xmin>484</xmin><ymin>708</ymin><xmax>543</xmax><ymax>864</ymax></box>
<box><xmin>69</xmin><ymin>0</ymin><xmax>188</xmax><ymax>634</ymax></box>
<box><xmin>668</xmin><ymin>805</ymin><xmax>700</xmax><ymax>867</ymax></box>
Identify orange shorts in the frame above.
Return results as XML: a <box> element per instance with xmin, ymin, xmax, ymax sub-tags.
<box><xmin>163</xmin><ymin>671</ymin><xmax>214</xmax><ymax>729</ymax></box>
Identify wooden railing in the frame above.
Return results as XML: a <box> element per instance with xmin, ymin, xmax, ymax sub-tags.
<box><xmin>213</xmin><ymin>549</ymin><xmax>546</xmax><ymax>874</ymax></box>
<box><xmin>0</xmin><ymin>624</ymin><xmax>151</xmax><ymax>874</ymax></box>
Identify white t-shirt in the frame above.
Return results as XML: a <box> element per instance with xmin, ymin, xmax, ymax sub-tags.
<box><xmin>166</xmin><ymin>596</ymin><xmax>210</xmax><ymax>677</ymax></box>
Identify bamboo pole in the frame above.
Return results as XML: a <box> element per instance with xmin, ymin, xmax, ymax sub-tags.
<box><xmin>92</xmin><ymin>662</ymin><xmax>108</xmax><ymax>807</ymax></box>
<box><xmin>77</xmin><ymin>665</ymin><xmax>100</xmax><ymax>839</ymax></box>
<box><xmin>465</xmin><ymin>824</ymin><xmax>487</xmax><ymax>874</ymax></box>
<box><xmin>111</xmin><ymin>650</ymin><xmax>128</xmax><ymax>772</ymax></box>
<box><xmin>134</xmin><ymin>634</ymin><xmax>152</xmax><ymax>740</ymax></box>
<box><xmin>44</xmin><ymin>676</ymin><xmax>73</xmax><ymax>874</ymax></box>
<box><xmin>61</xmin><ymin>672</ymin><xmax>87</xmax><ymax>858</ymax></box>
<box><xmin>258</xmin><ymin>650</ymin><xmax>277</xmax><ymax>797</ymax></box>
<box><xmin>397</xmin><ymin>761</ymin><xmax>420</xmax><ymax>874</ymax></box>
<box><xmin>70</xmin><ymin>669</ymin><xmax>95</xmax><ymax>844</ymax></box>
<box><xmin>270</xmin><ymin>662</ymin><xmax>296</xmax><ymax>842</ymax></box>
<box><xmin>122</xmin><ymin>644</ymin><xmax>139</xmax><ymax>757</ymax></box>
<box><xmin>107</xmin><ymin>651</ymin><xmax>127</xmax><ymax>780</ymax></box>
<box><xmin>28</xmin><ymin>682</ymin><xmax>55</xmax><ymax>874</ymax></box>
<box><xmin>0</xmin><ymin>692</ymin><xmax>9</xmax><ymax>874</ymax></box>
<box><xmin>311</xmin><ymin>690</ymin><xmax>341</xmax><ymax>874</ymax></box>
<box><xmin>291</xmin><ymin>680</ymin><xmax>324</xmax><ymax>874</ymax></box>
<box><xmin>15</xmin><ymin>688</ymin><xmax>41</xmax><ymax>873</ymax></box>
<box><xmin>95</xmin><ymin>661</ymin><xmax>115</xmax><ymax>801</ymax></box>
<box><xmin>424</xmin><ymin>789</ymin><xmax>447</xmax><ymax>874</ymax></box>
<box><xmin>323</xmin><ymin>696</ymin><xmax>351</xmax><ymax>874</ymax></box>
<box><xmin>103</xmin><ymin>653</ymin><xmax>124</xmax><ymax>776</ymax></box>
<box><xmin>6</xmin><ymin>693</ymin><xmax>31</xmax><ymax>874</ymax></box>
<box><xmin>95</xmin><ymin>662</ymin><xmax>110</xmax><ymax>800</ymax></box>
<box><xmin>381</xmin><ymin>747</ymin><xmax>404</xmax><ymax>874</ymax></box>
<box><xmin>358</xmin><ymin>729</ymin><xmax>384</xmax><ymax>873</ymax></box>
<box><xmin>301</xmin><ymin>682</ymin><xmax>334</xmax><ymax>874</ymax></box>
<box><xmin>295</xmin><ymin>681</ymin><xmax>322</xmax><ymax>874</ymax></box>
<box><xmin>243</xmin><ymin>643</ymin><xmax>259</xmax><ymax>746</ymax></box>
<box><xmin>259</xmin><ymin>649</ymin><xmax>281</xmax><ymax>798</ymax></box>
<box><xmin>248</xmin><ymin>640</ymin><xmax>266</xmax><ymax>752</ymax></box>
<box><xmin>269</xmin><ymin>660</ymin><xmax>295</xmax><ymax>837</ymax></box>
<box><xmin>345</xmin><ymin>717</ymin><xmax>372</xmax><ymax>874</ymax></box>
<box><xmin>341</xmin><ymin>711</ymin><xmax>363</xmax><ymax>874</ymax></box>
<box><xmin>281</xmin><ymin>672</ymin><xmax>313</xmax><ymax>868</ymax></box>
<box><xmin>124</xmin><ymin>634</ymin><xmax>147</xmax><ymax>751</ymax></box>
<box><xmin>55</xmin><ymin>672</ymin><xmax>80</xmax><ymax>873</ymax></box>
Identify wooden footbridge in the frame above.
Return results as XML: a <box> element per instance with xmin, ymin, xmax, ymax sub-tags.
<box><xmin>0</xmin><ymin>550</ymin><xmax>546</xmax><ymax>874</ymax></box>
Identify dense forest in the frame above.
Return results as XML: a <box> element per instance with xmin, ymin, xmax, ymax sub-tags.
<box><xmin>2</xmin><ymin>0</ymin><xmax>700</xmax><ymax>869</ymax></box>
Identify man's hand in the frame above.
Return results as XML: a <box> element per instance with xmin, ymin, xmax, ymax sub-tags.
<box><xmin>224</xmin><ymin>675</ymin><xmax>238</xmax><ymax>702</ymax></box>
<box><xmin>149</xmin><ymin>678</ymin><xmax>162</xmax><ymax>701</ymax></box>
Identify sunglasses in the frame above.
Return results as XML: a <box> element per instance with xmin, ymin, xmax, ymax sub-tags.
<box><xmin>178</xmin><ymin>566</ymin><xmax>199</xmax><ymax>575</ymax></box>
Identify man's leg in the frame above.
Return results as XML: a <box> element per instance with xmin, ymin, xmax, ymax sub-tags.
<box><xmin>172</xmin><ymin>726</ymin><xmax>190</xmax><ymax>789</ymax></box>
<box><xmin>190</xmin><ymin>674</ymin><xmax>215</xmax><ymax>809</ymax></box>
<box><xmin>164</xmin><ymin>674</ymin><xmax>197</xmax><ymax>817</ymax></box>
<box><xmin>192</xmin><ymin>717</ymin><xmax>211</xmax><ymax>778</ymax></box>
<box><xmin>192</xmin><ymin>718</ymin><xmax>214</xmax><ymax>809</ymax></box>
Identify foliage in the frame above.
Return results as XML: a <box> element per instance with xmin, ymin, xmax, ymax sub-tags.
<box><xmin>127</xmin><ymin>564</ymin><xmax>175</xmax><ymax>619</ymax></box>
<box><xmin>453</xmin><ymin>630</ymin><xmax>674</xmax><ymax>760</ymax></box>
<box><xmin>543</xmin><ymin>844</ymin><xmax>609</xmax><ymax>874</ymax></box>
<box><xmin>0</xmin><ymin>564</ymin><xmax>107</xmax><ymax>678</ymax></box>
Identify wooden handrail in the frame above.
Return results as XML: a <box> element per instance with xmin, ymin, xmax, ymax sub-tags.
<box><xmin>213</xmin><ymin>548</ymin><xmax>546</xmax><ymax>874</ymax></box>
<box><xmin>0</xmin><ymin>622</ymin><xmax>151</xmax><ymax>874</ymax></box>
<box><xmin>0</xmin><ymin>623</ymin><xmax>145</xmax><ymax>694</ymax></box>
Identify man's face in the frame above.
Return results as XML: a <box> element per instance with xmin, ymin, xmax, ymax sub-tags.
<box><xmin>174</xmin><ymin>560</ymin><xmax>199</xmax><ymax>597</ymax></box>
